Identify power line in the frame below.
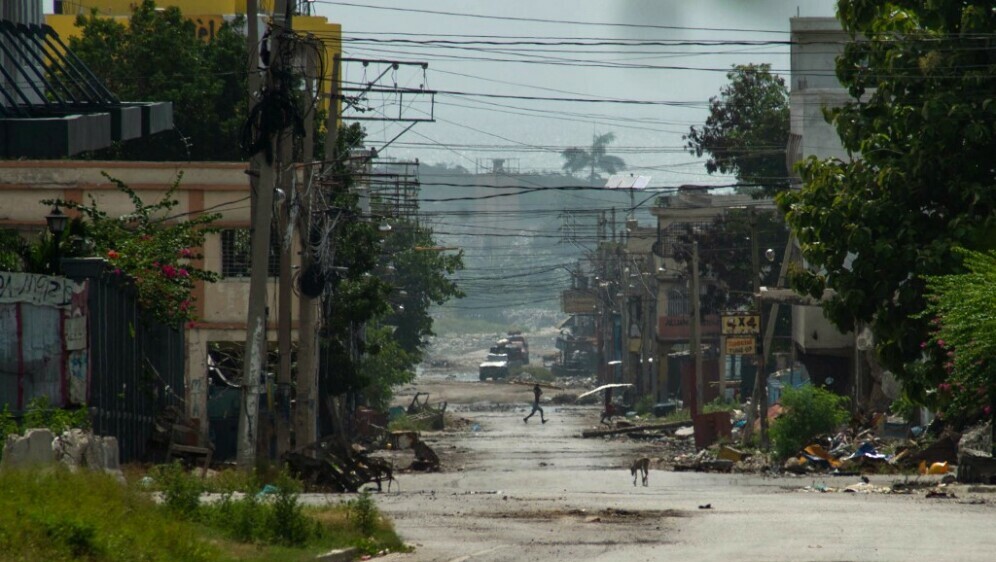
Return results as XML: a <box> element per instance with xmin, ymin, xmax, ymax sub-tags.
<box><xmin>317</xmin><ymin>1</ymin><xmax>792</xmax><ymax>34</ymax></box>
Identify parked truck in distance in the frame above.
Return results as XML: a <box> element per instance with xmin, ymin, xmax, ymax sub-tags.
<box><xmin>478</xmin><ymin>332</ymin><xmax>529</xmax><ymax>381</ymax></box>
<box><xmin>478</xmin><ymin>352</ymin><xmax>510</xmax><ymax>381</ymax></box>
<box><xmin>505</xmin><ymin>331</ymin><xmax>529</xmax><ymax>365</ymax></box>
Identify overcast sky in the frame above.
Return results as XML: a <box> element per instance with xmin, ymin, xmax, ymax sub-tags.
<box><xmin>313</xmin><ymin>0</ymin><xmax>837</xmax><ymax>184</ymax></box>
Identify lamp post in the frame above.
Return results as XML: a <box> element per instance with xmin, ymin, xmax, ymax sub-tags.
<box><xmin>45</xmin><ymin>206</ymin><xmax>68</xmax><ymax>274</ymax></box>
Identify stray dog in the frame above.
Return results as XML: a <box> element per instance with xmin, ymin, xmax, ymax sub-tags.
<box><xmin>630</xmin><ymin>457</ymin><xmax>650</xmax><ymax>487</ymax></box>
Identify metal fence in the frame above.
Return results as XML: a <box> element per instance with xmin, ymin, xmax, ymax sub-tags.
<box><xmin>63</xmin><ymin>258</ymin><xmax>185</xmax><ymax>463</ymax></box>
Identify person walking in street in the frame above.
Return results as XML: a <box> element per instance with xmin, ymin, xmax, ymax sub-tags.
<box><xmin>524</xmin><ymin>384</ymin><xmax>547</xmax><ymax>423</ymax></box>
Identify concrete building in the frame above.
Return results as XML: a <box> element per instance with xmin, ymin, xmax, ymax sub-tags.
<box><xmin>785</xmin><ymin>17</ymin><xmax>866</xmax><ymax>403</ymax></box>
<box><xmin>0</xmin><ymin>161</ymin><xmax>297</xmax><ymax>428</ymax></box>
<box><xmin>650</xmin><ymin>188</ymin><xmax>779</xmax><ymax>405</ymax></box>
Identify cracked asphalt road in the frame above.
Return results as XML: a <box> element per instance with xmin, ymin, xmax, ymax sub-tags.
<box><xmin>308</xmin><ymin>380</ymin><xmax>996</xmax><ymax>562</ymax></box>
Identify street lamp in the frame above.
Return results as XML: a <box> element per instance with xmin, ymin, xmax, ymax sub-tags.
<box><xmin>45</xmin><ymin>206</ymin><xmax>68</xmax><ymax>274</ymax></box>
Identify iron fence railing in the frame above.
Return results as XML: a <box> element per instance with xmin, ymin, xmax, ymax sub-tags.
<box><xmin>63</xmin><ymin>258</ymin><xmax>185</xmax><ymax>463</ymax></box>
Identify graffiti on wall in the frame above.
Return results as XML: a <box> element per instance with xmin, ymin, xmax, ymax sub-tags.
<box><xmin>0</xmin><ymin>272</ymin><xmax>78</xmax><ymax>308</ymax></box>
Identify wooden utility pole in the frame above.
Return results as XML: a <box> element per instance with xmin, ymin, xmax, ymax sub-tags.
<box><xmin>238</xmin><ymin>0</ymin><xmax>291</xmax><ymax>471</ymax></box>
<box><xmin>690</xmin><ymin>240</ymin><xmax>703</xmax><ymax>416</ymax></box>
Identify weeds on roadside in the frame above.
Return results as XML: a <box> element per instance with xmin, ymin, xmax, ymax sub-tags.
<box><xmin>388</xmin><ymin>414</ymin><xmax>434</xmax><ymax>432</ymax></box>
<box><xmin>22</xmin><ymin>396</ymin><xmax>90</xmax><ymax>435</ymax></box>
<box><xmin>347</xmin><ymin>490</ymin><xmax>378</xmax><ymax>536</ymax></box>
<box><xmin>0</xmin><ymin>468</ymin><xmax>220</xmax><ymax>562</ymax></box>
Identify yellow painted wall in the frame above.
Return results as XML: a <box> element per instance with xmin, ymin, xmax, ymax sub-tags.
<box><xmin>56</xmin><ymin>1</ymin><xmax>274</xmax><ymax>16</ymax></box>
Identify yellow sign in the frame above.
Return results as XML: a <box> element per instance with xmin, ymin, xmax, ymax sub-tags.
<box><xmin>725</xmin><ymin>337</ymin><xmax>756</xmax><ymax>355</ymax></box>
<box><xmin>722</xmin><ymin>314</ymin><xmax>760</xmax><ymax>335</ymax></box>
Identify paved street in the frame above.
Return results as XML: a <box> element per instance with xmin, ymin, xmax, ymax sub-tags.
<box><xmin>304</xmin><ymin>381</ymin><xmax>996</xmax><ymax>562</ymax></box>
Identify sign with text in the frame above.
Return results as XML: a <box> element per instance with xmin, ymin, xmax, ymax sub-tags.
<box><xmin>721</xmin><ymin>314</ymin><xmax>760</xmax><ymax>335</ymax></box>
<box><xmin>562</xmin><ymin>289</ymin><xmax>597</xmax><ymax>314</ymax></box>
<box><xmin>725</xmin><ymin>336</ymin><xmax>756</xmax><ymax>355</ymax></box>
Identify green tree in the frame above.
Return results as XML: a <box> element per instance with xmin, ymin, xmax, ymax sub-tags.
<box><xmin>685</xmin><ymin>64</ymin><xmax>790</xmax><ymax>197</ymax></box>
<box><xmin>359</xmin><ymin>326</ymin><xmax>419</xmax><ymax>410</ymax></box>
<box><xmin>561</xmin><ymin>133</ymin><xmax>626</xmax><ymax>182</ymax></box>
<box><xmin>776</xmin><ymin>1</ymin><xmax>996</xmax><ymax>404</ymax></box>
<box><xmin>919</xmin><ymin>248</ymin><xmax>996</xmax><ymax>424</ymax></box>
<box><xmin>314</xmin><ymin>126</ymin><xmax>463</xmax><ymax>410</ymax></box>
<box><xmin>672</xmin><ymin>208</ymin><xmax>787</xmax><ymax>313</ymax></box>
<box><xmin>380</xmin><ymin>222</ymin><xmax>465</xmax><ymax>356</ymax></box>
<box><xmin>69</xmin><ymin>0</ymin><xmax>248</xmax><ymax>161</ymax></box>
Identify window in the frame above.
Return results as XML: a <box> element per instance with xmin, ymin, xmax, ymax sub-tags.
<box><xmin>221</xmin><ymin>229</ymin><xmax>280</xmax><ymax>278</ymax></box>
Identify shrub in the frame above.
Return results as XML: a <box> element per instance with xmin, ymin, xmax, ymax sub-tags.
<box><xmin>268</xmin><ymin>471</ymin><xmax>313</xmax><ymax>546</ymax></box>
<box><xmin>634</xmin><ymin>395</ymin><xmax>655</xmax><ymax>416</ymax></box>
<box><xmin>21</xmin><ymin>396</ymin><xmax>90</xmax><ymax>435</ymax></box>
<box><xmin>347</xmin><ymin>490</ymin><xmax>378</xmax><ymax>536</ymax></box>
<box><xmin>770</xmin><ymin>385</ymin><xmax>849</xmax><ymax>459</ymax></box>
<box><xmin>152</xmin><ymin>462</ymin><xmax>203</xmax><ymax>518</ymax></box>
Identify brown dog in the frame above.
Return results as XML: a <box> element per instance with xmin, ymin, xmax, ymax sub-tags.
<box><xmin>630</xmin><ymin>457</ymin><xmax>650</xmax><ymax>487</ymax></box>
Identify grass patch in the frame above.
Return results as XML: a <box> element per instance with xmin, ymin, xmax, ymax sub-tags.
<box><xmin>0</xmin><ymin>468</ymin><xmax>222</xmax><ymax>562</ymax></box>
<box><xmin>0</xmin><ymin>467</ymin><xmax>409</xmax><ymax>562</ymax></box>
<box><xmin>388</xmin><ymin>414</ymin><xmax>436</xmax><ymax>432</ymax></box>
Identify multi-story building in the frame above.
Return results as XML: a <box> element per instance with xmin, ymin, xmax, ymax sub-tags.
<box><xmin>0</xmin><ymin>161</ymin><xmax>300</xmax><ymax>432</ymax></box>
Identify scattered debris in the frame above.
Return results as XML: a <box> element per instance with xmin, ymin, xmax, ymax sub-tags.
<box><xmin>410</xmin><ymin>440</ymin><xmax>441</xmax><ymax>472</ymax></box>
<box><xmin>717</xmin><ymin>445</ymin><xmax>747</xmax><ymax>463</ymax></box>
<box><xmin>958</xmin><ymin>449</ymin><xmax>996</xmax><ymax>484</ymax></box>
<box><xmin>580</xmin><ymin>420</ymin><xmax>688</xmax><ymax>438</ymax></box>
<box><xmin>2</xmin><ymin>428</ymin><xmax>123</xmax><ymax>481</ymax></box>
<box><xmin>282</xmin><ymin>436</ymin><xmax>398</xmax><ymax>492</ymax></box>
<box><xmin>407</xmin><ymin>392</ymin><xmax>448</xmax><ymax>430</ymax></box>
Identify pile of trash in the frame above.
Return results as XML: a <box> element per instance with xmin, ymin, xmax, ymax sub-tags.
<box><xmin>798</xmin><ymin>476</ymin><xmax>961</xmax><ymax>497</ymax></box>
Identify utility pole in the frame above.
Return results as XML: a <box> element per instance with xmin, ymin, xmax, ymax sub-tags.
<box><xmin>690</xmin><ymin>240</ymin><xmax>703</xmax><ymax>416</ymax></box>
<box><xmin>746</xmin><ymin>207</ymin><xmax>769</xmax><ymax>449</ymax></box>
<box><xmin>238</xmin><ymin>0</ymin><xmax>291</xmax><ymax>471</ymax></box>
<box><xmin>294</xmin><ymin>49</ymin><xmax>338</xmax><ymax>452</ymax></box>
<box><xmin>290</xmin><ymin>44</ymin><xmax>320</xmax><ymax>453</ymax></box>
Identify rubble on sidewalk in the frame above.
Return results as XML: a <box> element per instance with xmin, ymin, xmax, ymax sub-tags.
<box><xmin>2</xmin><ymin>427</ymin><xmax>123</xmax><ymax>481</ymax></box>
<box><xmin>282</xmin><ymin>436</ymin><xmax>399</xmax><ymax>492</ymax></box>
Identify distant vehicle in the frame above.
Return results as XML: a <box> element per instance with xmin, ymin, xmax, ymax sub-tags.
<box><xmin>491</xmin><ymin>339</ymin><xmax>526</xmax><ymax>368</ymax></box>
<box><xmin>506</xmin><ymin>331</ymin><xmax>529</xmax><ymax>364</ymax></box>
<box><xmin>479</xmin><ymin>352</ymin><xmax>510</xmax><ymax>381</ymax></box>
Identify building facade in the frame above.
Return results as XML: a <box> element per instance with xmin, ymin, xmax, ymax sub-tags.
<box><xmin>0</xmin><ymin>161</ymin><xmax>299</xmax><ymax>428</ymax></box>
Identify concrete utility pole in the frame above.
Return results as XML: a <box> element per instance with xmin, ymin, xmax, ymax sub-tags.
<box><xmin>238</xmin><ymin>0</ymin><xmax>291</xmax><ymax>471</ymax></box>
<box><xmin>690</xmin><ymin>240</ymin><xmax>703</xmax><ymax>416</ymax></box>
<box><xmin>275</xmin><ymin>110</ymin><xmax>294</xmax><ymax>458</ymax></box>
<box><xmin>294</xmin><ymin>52</ymin><xmax>341</xmax><ymax>449</ymax></box>
<box><xmin>747</xmin><ymin>207</ymin><xmax>770</xmax><ymax>449</ymax></box>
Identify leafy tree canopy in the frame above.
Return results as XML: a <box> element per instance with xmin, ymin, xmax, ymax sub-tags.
<box><xmin>672</xmin><ymin>209</ymin><xmax>787</xmax><ymax>314</ymax></box>
<box><xmin>561</xmin><ymin>133</ymin><xmax>626</xmax><ymax>182</ymax></box>
<box><xmin>685</xmin><ymin>63</ymin><xmax>790</xmax><ymax>197</ymax></box>
<box><xmin>69</xmin><ymin>0</ymin><xmax>248</xmax><ymax>161</ymax></box>
<box><xmin>380</xmin><ymin>221</ymin><xmax>465</xmax><ymax>356</ymax></box>
<box><xmin>317</xmin><ymin>125</ymin><xmax>463</xmax><ymax>408</ymax></box>
<box><xmin>777</xmin><ymin>0</ymin><xmax>996</xmax><ymax>403</ymax></box>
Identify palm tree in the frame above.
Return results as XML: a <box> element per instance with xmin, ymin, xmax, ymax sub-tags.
<box><xmin>561</xmin><ymin>132</ymin><xmax>626</xmax><ymax>183</ymax></box>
